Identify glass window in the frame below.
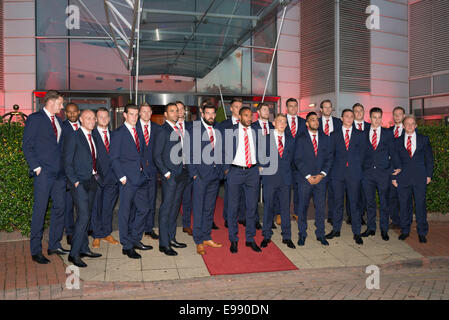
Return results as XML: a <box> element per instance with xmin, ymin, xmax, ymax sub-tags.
<box><xmin>36</xmin><ymin>39</ymin><xmax>69</xmax><ymax>90</ymax></box>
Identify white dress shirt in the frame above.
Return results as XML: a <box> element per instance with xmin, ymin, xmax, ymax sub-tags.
<box><xmin>140</xmin><ymin>119</ymin><xmax>152</xmax><ymax>140</ymax></box>
<box><xmin>120</xmin><ymin>121</ymin><xmax>139</xmax><ymax>183</ymax></box>
<box><xmin>201</xmin><ymin>118</ymin><xmax>216</xmax><ymax>142</ymax></box>
<box><xmin>287</xmin><ymin>114</ymin><xmax>298</xmax><ymax>130</ymax></box>
<box><xmin>321</xmin><ymin>116</ymin><xmax>334</xmax><ymax>134</ymax></box>
<box><xmin>258</xmin><ymin>119</ymin><xmax>270</xmax><ymax>135</ymax></box>
<box><xmin>79</xmin><ymin>126</ymin><xmax>97</xmax><ymax>175</ymax></box>
<box><xmin>305</xmin><ymin>130</ymin><xmax>327</xmax><ymax>179</ymax></box>
<box><xmin>69</xmin><ymin>120</ymin><xmax>81</xmax><ymax>131</ymax></box>
<box><xmin>34</xmin><ymin>108</ymin><xmax>62</xmax><ymax>173</ymax></box>
<box><xmin>231</xmin><ymin>116</ymin><xmax>239</xmax><ymax>125</ymax></box>
<box><xmin>232</xmin><ymin>123</ymin><xmax>256</xmax><ymax>167</ymax></box>
<box><xmin>404</xmin><ymin>131</ymin><xmax>417</xmax><ymax>156</ymax></box>
<box><xmin>342</xmin><ymin>126</ymin><xmax>353</xmax><ymax>141</ymax></box>
<box><xmin>164</xmin><ymin>120</ymin><xmax>184</xmax><ymax>178</ymax></box>
<box><xmin>369</xmin><ymin>126</ymin><xmax>381</xmax><ymax>147</ymax></box>
<box><xmin>392</xmin><ymin>123</ymin><xmax>404</xmax><ymax>137</ymax></box>
<box><xmin>96</xmin><ymin>126</ymin><xmax>110</xmax><ymax>147</ymax></box>
<box><xmin>354</xmin><ymin>120</ymin><xmax>365</xmax><ymax>131</ymax></box>
<box><xmin>273</xmin><ymin>129</ymin><xmax>285</xmax><ymax>148</ymax></box>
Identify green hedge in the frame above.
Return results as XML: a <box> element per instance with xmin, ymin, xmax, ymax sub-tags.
<box><xmin>0</xmin><ymin>123</ymin><xmax>448</xmax><ymax>236</ymax></box>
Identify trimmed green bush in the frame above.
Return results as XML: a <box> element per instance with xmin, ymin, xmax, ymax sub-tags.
<box><xmin>0</xmin><ymin>122</ymin><xmax>447</xmax><ymax>236</ymax></box>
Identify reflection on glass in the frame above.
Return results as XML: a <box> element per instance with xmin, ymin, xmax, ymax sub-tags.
<box><xmin>36</xmin><ymin>40</ymin><xmax>68</xmax><ymax>90</ymax></box>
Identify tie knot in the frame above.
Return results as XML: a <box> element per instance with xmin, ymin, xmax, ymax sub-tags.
<box><xmin>243</xmin><ymin>127</ymin><xmax>247</xmax><ymax>132</ymax></box>
<box><xmin>145</xmin><ymin>125</ymin><xmax>148</xmax><ymax>129</ymax></box>
<box><xmin>51</xmin><ymin>115</ymin><xmax>54</xmax><ymax>120</ymax></box>
<box><xmin>103</xmin><ymin>130</ymin><xmax>107</xmax><ymax>134</ymax></box>
<box><xmin>346</xmin><ymin>129</ymin><xmax>350</xmax><ymax>133</ymax></box>
<box><xmin>313</xmin><ymin>134</ymin><xmax>316</xmax><ymax>138</ymax></box>
<box><xmin>88</xmin><ymin>133</ymin><xmax>91</xmax><ymax>138</ymax></box>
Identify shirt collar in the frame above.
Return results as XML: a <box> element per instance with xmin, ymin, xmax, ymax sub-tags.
<box><xmin>80</xmin><ymin>126</ymin><xmax>91</xmax><ymax>135</ymax></box>
<box><xmin>406</xmin><ymin>131</ymin><xmax>416</xmax><ymax>139</ymax></box>
<box><xmin>165</xmin><ymin>119</ymin><xmax>177</xmax><ymax>130</ymax></box>
<box><xmin>97</xmin><ymin>126</ymin><xmax>108</xmax><ymax>134</ymax></box>
<box><xmin>395</xmin><ymin>123</ymin><xmax>403</xmax><ymax>129</ymax></box>
<box><xmin>201</xmin><ymin>118</ymin><xmax>214</xmax><ymax>130</ymax></box>
<box><xmin>43</xmin><ymin>107</ymin><xmax>53</xmax><ymax>118</ymax></box>
<box><xmin>274</xmin><ymin>129</ymin><xmax>284</xmax><ymax>137</ymax></box>
<box><xmin>343</xmin><ymin>125</ymin><xmax>353</xmax><ymax>133</ymax></box>
<box><xmin>140</xmin><ymin>119</ymin><xmax>151</xmax><ymax>127</ymax></box>
<box><xmin>124</xmin><ymin>121</ymin><xmax>135</xmax><ymax>131</ymax></box>
<box><xmin>232</xmin><ymin>116</ymin><xmax>239</xmax><ymax>125</ymax></box>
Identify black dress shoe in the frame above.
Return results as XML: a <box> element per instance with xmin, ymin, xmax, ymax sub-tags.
<box><xmin>419</xmin><ymin>235</ymin><xmax>427</xmax><ymax>243</ymax></box>
<box><xmin>144</xmin><ymin>230</ymin><xmax>159</xmax><ymax>239</ymax></box>
<box><xmin>346</xmin><ymin>217</ymin><xmax>352</xmax><ymax>225</ymax></box>
<box><xmin>260</xmin><ymin>239</ymin><xmax>271</xmax><ymax>248</ymax></box>
<box><xmin>297</xmin><ymin>237</ymin><xmax>306</xmax><ymax>246</ymax></box>
<box><xmin>80</xmin><ymin>250</ymin><xmax>102</xmax><ymax>258</ymax></box>
<box><xmin>134</xmin><ymin>242</ymin><xmax>153</xmax><ymax>250</ymax></box>
<box><xmin>381</xmin><ymin>231</ymin><xmax>389</xmax><ymax>241</ymax></box>
<box><xmin>353</xmin><ymin>235</ymin><xmax>363</xmax><ymax>245</ymax></box>
<box><xmin>398</xmin><ymin>233</ymin><xmax>409</xmax><ymax>241</ymax></box>
<box><xmin>238</xmin><ymin>220</ymin><xmax>246</xmax><ymax>227</ymax></box>
<box><xmin>68</xmin><ymin>255</ymin><xmax>87</xmax><ymax>268</ymax></box>
<box><xmin>31</xmin><ymin>253</ymin><xmax>50</xmax><ymax>264</ymax></box>
<box><xmin>255</xmin><ymin>221</ymin><xmax>262</xmax><ymax>230</ymax></box>
<box><xmin>170</xmin><ymin>240</ymin><xmax>187</xmax><ymax>248</ymax></box>
<box><xmin>225</xmin><ymin>221</ymin><xmax>228</xmax><ymax>228</ymax></box>
<box><xmin>212</xmin><ymin>222</ymin><xmax>219</xmax><ymax>230</ymax></box>
<box><xmin>159</xmin><ymin>246</ymin><xmax>177</xmax><ymax>256</ymax></box>
<box><xmin>230</xmin><ymin>241</ymin><xmax>238</xmax><ymax>254</ymax></box>
<box><xmin>245</xmin><ymin>241</ymin><xmax>262</xmax><ymax>252</ymax></box>
<box><xmin>271</xmin><ymin>222</ymin><xmax>277</xmax><ymax>229</ymax></box>
<box><xmin>66</xmin><ymin>235</ymin><xmax>73</xmax><ymax>246</ymax></box>
<box><xmin>361</xmin><ymin>229</ymin><xmax>375</xmax><ymax>237</ymax></box>
<box><xmin>282</xmin><ymin>239</ymin><xmax>296</xmax><ymax>249</ymax></box>
<box><xmin>47</xmin><ymin>247</ymin><xmax>70</xmax><ymax>255</ymax></box>
<box><xmin>325</xmin><ymin>230</ymin><xmax>340</xmax><ymax>239</ymax></box>
<box><xmin>122</xmin><ymin>248</ymin><xmax>141</xmax><ymax>259</ymax></box>
<box><xmin>317</xmin><ymin>237</ymin><xmax>329</xmax><ymax>246</ymax></box>
<box><xmin>327</xmin><ymin>218</ymin><xmax>333</xmax><ymax>226</ymax></box>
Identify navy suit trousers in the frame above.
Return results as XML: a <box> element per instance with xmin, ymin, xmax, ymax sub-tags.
<box><xmin>262</xmin><ymin>183</ymin><xmax>291</xmax><ymax>240</ymax></box>
<box><xmin>181</xmin><ymin>177</ymin><xmax>193</xmax><ymax>228</ymax></box>
<box><xmin>397</xmin><ymin>183</ymin><xmax>428</xmax><ymax>236</ymax></box>
<box><xmin>362</xmin><ymin>169</ymin><xmax>390</xmax><ymax>233</ymax></box>
<box><xmin>91</xmin><ymin>183</ymin><xmax>119</xmax><ymax>239</ymax></box>
<box><xmin>64</xmin><ymin>189</ymin><xmax>75</xmax><ymax>236</ymax></box>
<box><xmin>298</xmin><ymin>180</ymin><xmax>327</xmax><ymax>239</ymax></box>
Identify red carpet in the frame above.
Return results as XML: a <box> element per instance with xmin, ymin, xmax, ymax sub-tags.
<box><xmin>201</xmin><ymin>197</ymin><xmax>298</xmax><ymax>275</ymax></box>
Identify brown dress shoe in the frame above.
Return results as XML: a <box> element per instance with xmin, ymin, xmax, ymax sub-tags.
<box><xmin>276</xmin><ymin>215</ymin><xmax>281</xmax><ymax>225</ymax></box>
<box><xmin>292</xmin><ymin>214</ymin><xmax>299</xmax><ymax>221</ymax></box>
<box><xmin>102</xmin><ymin>235</ymin><xmax>119</xmax><ymax>245</ymax></box>
<box><xmin>183</xmin><ymin>227</ymin><xmax>193</xmax><ymax>236</ymax></box>
<box><xmin>92</xmin><ymin>238</ymin><xmax>101</xmax><ymax>248</ymax></box>
<box><xmin>196</xmin><ymin>244</ymin><xmax>206</xmax><ymax>255</ymax></box>
<box><xmin>203</xmin><ymin>240</ymin><xmax>223</xmax><ymax>248</ymax></box>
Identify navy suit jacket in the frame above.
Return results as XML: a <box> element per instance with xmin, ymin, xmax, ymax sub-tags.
<box><xmin>62</xmin><ymin>120</ymin><xmax>78</xmax><ymax>136</ymax></box>
<box><xmin>392</xmin><ymin>133</ymin><xmax>434</xmax><ymax>186</ymax></box>
<box><xmin>260</xmin><ymin>130</ymin><xmax>295</xmax><ymax>186</ymax></box>
<box><xmin>22</xmin><ymin>109</ymin><xmax>65</xmax><ymax>177</ymax></box>
<box><xmin>136</xmin><ymin>121</ymin><xmax>160</xmax><ymax>178</ymax></box>
<box><xmin>362</xmin><ymin>128</ymin><xmax>394</xmax><ymax>172</ymax></box>
<box><xmin>222</xmin><ymin>124</ymin><xmax>259</xmax><ymax>173</ymax></box>
<box><xmin>330</xmin><ymin>128</ymin><xmax>366</xmax><ymax>180</ymax></box>
<box><xmin>110</xmin><ymin>124</ymin><xmax>147</xmax><ymax>186</ymax></box>
<box><xmin>63</xmin><ymin>129</ymin><xmax>102</xmax><ymax>186</ymax></box>
<box><xmin>318</xmin><ymin>116</ymin><xmax>342</xmax><ymax>135</ymax></box>
<box><xmin>295</xmin><ymin>131</ymin><xmax>332</xmax><ymax>184</ymax></box>
<box><xmin>92</xmin><ymin>128</ymin><xmax>117</xmax><ymax>186</ymax></box>
<box><xmin>153</xmin><ymin>121</ymin><xmax>185</xmax><ymax>179</ymax></box>
<box><xmin>353</xmin><ymin>121</ymin><xmax>371</xmax><ymax>132</ymax></box>
<box><xmin>251</xmin><ymin>120</ymin><xmax>274</xmax><ymax>136</ymax></box>
<box><xmin>286</xmin><ymin>115</ymin><xmax>307</xmax><ymax>139</ymax></box>
<box><xmin>187</xmin><ymin>120</ymin><xmax>223</xmax><ymax>181</ymax></box>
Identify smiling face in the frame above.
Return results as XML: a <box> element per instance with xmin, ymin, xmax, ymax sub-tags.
<box><xmin>96</xmin><ymin>110</ymin><xmax>110</xmax><ymax>128</ymax></box>
<box><xmin>403</xmin><ymin>117</ymin><xmax>417</xmax><ymax>135</ymax></box>
<box><xmin>286</xmin><ymin>100</ymin><xmax>298</xmax><ymax>116</ymax></box>
<box><xmin>124</xmin><ymin>108</ymin><xmax>139</xmax><ymax>126</ymax></box>
<box><xmin>370</xmin><ymin>111</ymin><xmax>382</xmax><ymax>129</ymax></box>
<box><xmin>274</xmin><ymin>115</ymin><xmax>287</xmax><ymax>134</ymax></box>
<box><xmin>239</xmin><ymin>109</ymin><xmax>252</xmax><ymax>127</ymax></box>
<box><xmin>139</xmin><ymin>105</ymin><xmax>152</xmax><ymax>122</ymax></box>
<box><xmin>306</xmin><ymin>114</ymin><xmax>320</xmax><ymax>132</ymax></box>
<box><xmin>65</xmin><ymin>103</ymin><xmax>80</xmax><ymax>123</ymax></box>
<box><xmin>393</xmin><ymin>108</ymin><xmax>405</xmax><ymax>125</ymax></box>
<box><xmin>80</xmin><ymin>110</ymin><xmax>96</xmax><ymax>131</ymax></box>
<box><xmin>353</xmin><ymin>105</ymin><xmax>364</xmax><ymax>121</ymax></box>
<box><xmin>176</xmin><ymin>103</ymin><xmax>185</xmax><ymax>121</ymax></box>
<box><xmin>321</xmin><ymin>101</ymin><xmax>333</xmax><ymax>117</ymax></box>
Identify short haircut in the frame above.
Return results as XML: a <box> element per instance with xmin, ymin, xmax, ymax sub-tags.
<box><xmin>80</xmin><ymin>109</ymin><xmax>95</xmax><ymax>117</ymax></box>
<box><xmin>257</xmin><ymin>102</ymin><xmax>269</xmax><ymax>111</ymax></box>
<box><xmin>286</xmin><ymin>98</ymin><xmax>298</xmax><ymax>106</ymax></box>
<box><xmin>202</xmin><ymin>103</ymin><xmax>216</xmax><ymax>112</ymax></box>
<box><xmin>165</xmin><ymin>102</ymin><xmax>178</xmax><ymax>112</ymax></box>
<box><xmin>44</xmin><ymin>90</ymin><xmax>63</xmax><ymax>104</ymax></box>
<box><xmin>352</xmin><ymin>103</ymin><xmax>364</xmax><ymax>110</ymax></box>
<box><xmin>341</xmin><ymin>109</ymin><xmax>354</xmax><ymax>117</ymax></box>
<box><xmin>274</xmin><ymin>113</ymin><xmax>287</xmax><ymax>121</ymax></box>
<box><xmin>306</xmin><ymin>111</ymin><xmax>318</xmax><ymax>121</ymax></box>
<box><xmin>96</xmin><ymin>107</ymin><xmax>109</xmax><ymax>115</ymax></box>
<box><xmin>175</xmin><ymin>101</ymin><xmax>186</xmax><ymax>108</ymax></box>
<box><xmin>230</xmin><ymin>97</ymin><xmax>242</xmax><ymax>106</ymax></box>
<box><xmin>239</xmin><ymin>106</ymin><xmax>252</xmax><ymax>115</ymax></box>
<box><xmin>320</xmin><ymin>99</ymin><xmax>332</xmax><ymax>109</ymax></box>
<box><xmin>393</xmin><ymin>106</ymin><xmax>406</xmax><ymax>114</ymax></box>
<box><xmin>65</xmin><ymin>102</ymin><xmax>79</xmax><ymax>110</ymax></box>
<box><xmin>124</xmin><ymin>104</ymin><xmax>139</xmax><ymax>113</ymax></box>
<box><xmin>403</xmin><ymin>115</ymin><xmax>416</xmax><ymax>124</ymax></box>
<box><xmin>139</xmin><ymin>102</ymin><xmax>152</xmax><ymax>112</ymax></box>
<box><xmin>369</xmin><ymin>107</ymin><xmax>383</xmax><ymax>117</ymax></box>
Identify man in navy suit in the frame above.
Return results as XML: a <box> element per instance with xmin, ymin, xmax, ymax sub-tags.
<box><xmin>296</xmin><ymin>112</ymin><xmax>332</xmax><ymax>246</ymax></box>
<box><xmin>63</xmin><ymin>110</ymin><xmax>103</xmax><ymax>267</ymax></box>
<box><xmin>188</xmin><ymin>103</ymin><xmax>223</xmax><ymax>255</ymax></box>
<box><xmin>259</xmin><ymin>114</ymin><xmax>296</xmax><ymax>249</ymax></box>
<box><xmin>223</xmin><ymin>107</ymin><xmax>262</xmax><ymax>253</ymax></box>
<box><xmin>251</xmin><ymin>102</ymin><xmax>273</xmax><ymax>230</ymax></box>
<box><xmin>62</xmin><ymin>102</ymin><xmax>81</xmax><ymax>245</ymax></box>
<box><xmin>90</xmin><ymin>107</ymin><xmax>119</xmax><ymax>249</ymax></box>
<box><xmin>348</xmin><ymin>103</ymin><xmax>370</xmax><ymax>226</ymax></box>
<box><xmin>110</xmin><ymin>104</ymin><xmax>153</xmax><ymax>260</ymax></box>
<box><xmin>216</xmin><ymin>97</ymin><xmax>246</xmax><ymax>228</ymax></box>
<box><xmin>361</xmin><ymin>107</ymin><xmax>398</xmax><ymax>241</ymax></box>
<box><xmin>22</xmin><ymin>90</ymin><xmax>69</xmax><ymax>264</ymax></box>
<box><xmin>176</xmin><ymin>101</ymin><xmax>196</xmax><ymax>236</ymax></box>
<box><xmin>285</xmin><ymin>98</ymin><xmax>307</xmax><ymax>224</ymax></box>
<box><xmin>326</xmin><ymin>109</ymin><xmax>366</xmax><ymax>245</ymax></box>
<box><xmin>318</xmin><ymin>99</ymin><xmax>342</xmax><ymax>226</ymax></box>
<box><xmin>388</xmin><ymin>106</ymin><xmax>406</xmax><ymax>228</ymax></box>
<box><xmin>135</xmin><ymin>103</ymin><xmax>160</xmax><ymax>240</ymax></box>
<box><xmin>153</xmin><ymin>102</ymin><xmax>189</xmax><ymax>256</ymax></box>
<box><xmin>392</xmin><ymin>116</ymin><xmax>434</xmax><ymax>243</ymax></box>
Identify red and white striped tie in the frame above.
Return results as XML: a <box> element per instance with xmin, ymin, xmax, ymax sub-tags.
<box><xmin>73</xmin><ymin>123</ymin><xmax>79</xmax><ymax>131</ymax></box>
<box><xmin>263</xmin><ymin>122</ymin><xmax>268</xmax><ymax>136</ymax></box>
<box><xmin>103</xmin><ymin>130</ymin><xmax>109</xmax><ymax>153</ymax></box>
<box><xmin>324</xmin><ymin>120</ymin><xmax>330</xmax><ymax>136</ymax></box>
<box><xmin>407</xmin><ymin>135</ymin><xmax>412</xmax><ymax>158</ymax></box>
<box><xmin>208</xmin><ymin>126</ymin><xmax>214</xmax><ymax>149</ymax></box>
<box><xmin>132</xmin><ymin>127</ymin><xmax>140</xmax><ymax>153</ymax></box>
<box><xmin>278</xmin><ymin>135</ymin><xmax>284</xmax><ymax>158</ymax></box>
<box><xmin>312</xmin><ymin>134</ymin><xmax>318</xmax><ymax>156</ymax></box>
<box><xmin>178</xmin><ymin>122</ymin><xmax>184</xmax><ymax>137</ymax></box>
<box><xmin>144</xmin><ymin>124</ymin><xmax>150</xmax><ymax>146</ymax></box>
<box><xmin>51</xmin><ymin>116</ymin><xmax>58</xmax><ymax>138</ymax></box>
<box><xmin>87</xmin><ymin>133</ymin><xmax>97</xmax><ymax>172</ymax></box>
<box><xmin>394</xmin><ymin>126</ymin><xmax>399</xmax><ymax>138</ymax></box>
<box><xmin>243</xmin><ymin>128</ymin><xmax>252</xmax><ymax>168</ymax></box>
<box><xmin>372</xmin><ymin>129</ymin><xmax>378</xmax><ymax>150</ymax></box>
<box><xmin>358</xmin><ymin>122</ymin><xmax>363</xmax><ymax>131</ymax></box>
<box><xmin>345</xmin><ymin>129</ymin><xmax>350</xmax><ymax>167</ymax></box>
<box><xmin>291</xmin><ymin>117</ymin><xmax>297</xmax><ymax>138</ymax></box>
